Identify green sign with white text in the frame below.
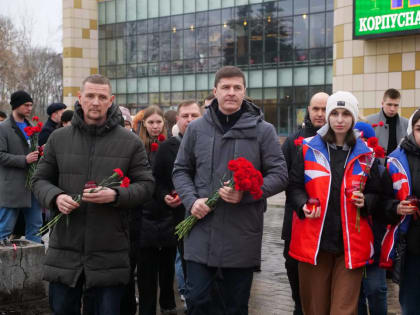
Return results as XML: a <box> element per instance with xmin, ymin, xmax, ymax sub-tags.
<box><xmin>354</xmin><ymin>0</ymin><xmax>420</xmax><ymax>39</ymax></box>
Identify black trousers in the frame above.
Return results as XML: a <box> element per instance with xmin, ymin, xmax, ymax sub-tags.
<box><xmin>137</xmin><ymin>246</ymin><xmax>177</xmax><ymax>315</ymax></box>
<box><xmin>284</xmin><ymin>241</ymin><xmax>303</xmax><ymax>315</ymax></box>
<box><xmin>185</xmin><ymin>260</ymin><xmax>254</xmax><ymax>315</ymax></box>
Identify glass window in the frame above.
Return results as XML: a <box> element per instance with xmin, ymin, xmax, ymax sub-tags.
<box><xmin>172</xmin><ymin>75</ymin><xmax>183</xmax><ymax>91</ymax></box>
<box><xmin>326</xmin><ymin>0</ymin><xmax>334</xmax><ymax>11</ymax></box>
<box><xmin>222</xmin><ymin>26</ymin><xmax>234</xmax><ymax>65</ymax></box>
<box><xmin>137</xmin><ymin>0</ymin><xmax>147</xmax><ymax>19</ymax></box>
<box><xmin>138</xmin><ymin>93</ymin><xmax>148</xmax><ymax>104</ymax></box>
<box><xmin>99</xmin><ymin>40</ymin><xmax>106</xmax><ymax>66</ymax></box>
<box><xmin>99</xmin><ymin>26</ymin><xmax>106</xmax><ymax>40</ymax></box>
<box><xmin>279</xmin><ymin>18</ymin><xmax>293</xmax><ymax>66</ymax></box>
<box><xmin>278</xmin><ymin>0</ymin><xmax>292</xmax><ymax>17</ymax></box>
<box><xmin>115</xmin><ymin>23</ymin><xmax>125</xmax><ymax>37</ymax></box>
<box><xmin>138</xmin><ymin>78</ymin><xmax>148</xmax><ymax>93</ymax></box>
<box><xmin>127</xmin><ymin>78</ymin><xmax>137</xmax><ymax>93</ymax></box>
<box><xmin>171</xmin><ymin>0</ymin><xmax>183</xmax><ymax>15</ymax></box>
<box><xmin>159</xmin><ymin>16</ymin><xmax>171</xmax><ymax>32</ymax></box>
<box><xmin>326</xmin><ymin>65</ymin><xmax>332</xmax><ymax>84</ymax></box>
<box><xmin>108</xmin><ymin>66</ymin><xmax>117</xmax><ymax>78</ymax></box>
<box><xmin>184</xmin><ymin>59</ymin><xmax>195</xmax><ymax>73</ymax></box>
<box><xmin>249</xmin><ymin>3</ymin><xmax>262</xmax><ymax>19</ymax></box>
<box><xmin>294</xmin><ymin>86</ymin><xmax>308</xmax><ymax>103</ymax></box>
<box><xmin>98</xmin><ymin>2</ymin><xmax>106</xmax><ymax>25</ymax></box>
<box><xmin>116</xmin><ymin>94</ymin><xmax>127</xmax><ymax>106</ymax></box>
<box><xmin>263</xmin><ymin>89</ymin><xmax>278</xmax><ymax>130</ymax></box>
<box><xmin>148</xmin><ymin>63</ymin><xmax>159</xmax><ymax>75</ymax></box>
<box><xmin>148</xmin><ymin>77</ymin><xmax>159</xmax><ymax>92</ymax></box>
<box><xmin>184</xmin><ymin>91</ymin><xmax>197</xmax><ymax>100</ymax></box>
<box><xmin>126</xmin><ymin>22</ymin><xmax>137</xmax><ymax>36</ymax></box>
<box><xmin>248</xmin><ymin>89</ymin><xmax>262</xmax><ymax>102</ymax></box>
<box><xmin>117</xmin><ymin>38</ymin><xmax>126</xmax><ymax>64</ymax></box>
<box><xmin>149</xmin><ymin>93</ymin><xmax>160</xmax><ymax>104</ymax></box>
<box><xmin>126</xmin><ymin>36</ymin><xmax>136</xmax><ymax>63</ymax></box>
<box><xmin>160</xmin><ymin>32</ymin><xmax>171</xmax><ymax>61</ymax></box>
<box><xmin>148</xmin><ymin>18</ymin><xmax>159</xmax><ymax>33</ymax></box>
<box><xmin>249</xmin><ymin>70</ymin><xmax>263</xmax><ymax>88</ymax></box>
<box><xmin>264</xmin><ymin>13</ymin><xmax>278</xmax><ymax>64</ymax></box>
<box><xmin>160</xmin><ymin>0</ymin><xmax>170</xmax><ymax>16</ymax></box>
<box><xmin>105</xmin><ymin>24</ymin><xmax>115</xmax><ymax>38</ymax></box>
<box><xmin>184</xmin><ymin>29</ymin><xmax>195</xmax><ymax>59</ymax></box>
<box><xmin>137</xmin><ymin>64</ymin><xmax>148</xmax><ymax>77</ymax></box>
<box><xmin>236</xmin><ymin>0</ymin><xmax>248</xmax><ymax>6</ymax></box>
<box><xmin>209</xmin><ymin>57</ymin><xmax>222</xmax><ymax>72</ymax></box>
<box><xmin>160</xmin><ymin>61</ymin><xmax>171</xmax><ymax>74</ymax></box>
<box><xmin>222</xmin><ymin>7</ymin><xmax>233</xmax><ymax>25</ymax></box>
<box><xmin>197</xmin><ymin>27</ymin><xmax>208</xmax><ymax>59</ymax></box>
<box><xmin>184</xmin><ymin>0</ymin><xmax>195</xmax><ymax>13</ymax></box>
<box><xmin>310</xmin><ymin>66</ymin><xmax>325</xmax><ymax>85</ymax></box>
<box><xmin>235</xmin><ymin>5</ymin><xmax>249</xmax><ymax>20</ymax></box>
<box><xmin>137</xmin><ymin>20</ymin><xmax>147</xmax><ymax>34</ymax></box>
<box><xmin>236</xmin><ymin>24</ymin><xmax>249</xmax><ymax>66</ymax></box>
<box><xmin>209</xmin><ymin>26</ymin><xmax>221</xmax><ymax>57</ymax></box>
<box><xmin>197</xmin><ymin>58</ymin><xmax>208</xmax><ymax>73</ymax></box>
<box><xmin>294</xmin><ymin>67</ymin><xmax>308</xmax><ymax>86</ymax></box>
<box><xmin>310</xmin><ymin>48</ymin><xmax>325</xmax><ymax>62</ymax></box>
<box><xmin>196</xmin><ymin>11</ymin><xmax>208</xmax><ymax>28</ymax></box>
<box><xmin>148</xmin><ymin>34</ymin><xmax>159</xmax><ymax>62</ymax></box>
<box><xmin>171</xmin><ymin>92</ymin><xmax>184</xmax><ymax>105</ymax></box>
<box><xmin>326</xmin><ymin>12</ymin><xmax>333</xmax><ymax>47</ymax></box>
<box><xmin>161</xmin><ymin>92</ymin><xmax>171</xmax><ymax>106</ymax></box>
<box><xmin>294</xmin><ymin>0</ymin><xmax>309</xmax><ymax>15</ymax></box>
<box><xmin>184</xmin><ymin>74</ymin><xmax>196</xmax><ymax>90</ymax></box>
<box><xmin>116</xmin><ymin>0</ymin><xmax>126</xmax><ymax>23</ymax></box>
<box><xmin>294</xmin><ymin>14</ymin><xmax>309</xmax><ymax>49</ymax></box>
<box><xmin>171</xmin><ymin>15</ymin><xmax>183</xmax><ymax>32</ymax></box>
<box><xmin>171</xmin><ymin>31</ymin><xmax>183</xmax><ymax>60</ymax></box>
<box><xmin>137</xmin><ymin>35</ymin><xmax>148</xmax><ymax>63</ymax></box>
<box><xmin>264</xmin><ymin>69</ymin><xmax>277</xmax><ymax>87</ymax></box>
<box><xmin>310</xmin><ymin>0</ymin><xmax>325</xmax><ymax>13</ymax></box>
<box><xmin>310</xmin><ymin>13</ymin><xmax>325</xmax><ymax>48</ymax></box>
<box><xmin>196</xmin><ymin>74</ymin><xmax>208</xmax><ymax>90</ymax></box>
<box><xmin>117</xmin><ymin>79</ymin><xmax>127</xmax><ymax>94</ymax></box>
<box><xmin>250</xmin><ymin>8</ymin><xmax>263</xmax><ymax>65</ymax></box>
<box><xmin>116</xmin><ymin>65</ymin><xmax>127</xmax><ymax>78</ymax></box>
<box><xmin>171</xmin><ymin>60</ymin><xmax>183</xmax><ymax>74</ymax></box>
<box><xmin>106</xmin><ymin>39</ymin><xmax>116</xmax><ymax>65</ymax></box>
<box><xmin>278</xmin><ymin>68</ymin><xmax>292</xmax><ymax>86</ymax></box>
<box><xmin>127</xmin><ymin>64</ymin><xmax>137</xmax><ymax>77</ymax></box>
<box><xmin>160</xmin><ymin>76</ymin><xmax>171</xmax><ymax>92</ymax></box>
<box><xmin>222</xmin><ymin>0</ymin><xmax>234</xmax><ymax>8</ymax></box>
<box><xmin>184</xmin><ymin>13</ymin><xmax>195</xmax><ymax>29</ymax></box>
<box><xmin>148</xmin><ymin>0</ymin><xmax>159</xmax><ymax>18</ymax></box>
<box><xmin>209</xmin><ymin>0</ymin><xmax>221</xmax><ymax>10</ymax></box>
<box><xmin>309</xmin><ymin>85</ymin><xmax>325</xmax><ymax>97</ymax></box>
<box><xmin>196</xmin><ymin>0</ymin><xmax>208</xmax><ymax>12</ymax></box>
<box><xmin>106</xmin><ymin>1</ymin><xmax>115</xmax><ymax>24</ymax></box>
<box><xmin>127</xmin><ymin>94</ymin><xmax>137</xmax><ymax>105</ymax></box>
<box><xmin>209</xmin><ymin>9</ymin><xmax>221</xmax><ymax>26</ymax></box>
<box><xmin>126</xmin><ymin>0</ymin><xmax>136</xmax><ymax>21</ymax></box>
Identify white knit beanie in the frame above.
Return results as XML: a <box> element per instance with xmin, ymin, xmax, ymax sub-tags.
<box><xmin>326</xmin><ymin>91</ymin><xmax>359</xmax><ymax>125</ymax></box>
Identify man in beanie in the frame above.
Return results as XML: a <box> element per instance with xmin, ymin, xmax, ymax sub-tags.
<box><xmin>0</xmin><ymin>90</ymin><xmax>42</xmax><ymax>245</ymax></box>
<box><xmin>38</xmin><ymin>102</ymin><xmax>67</xmax><ymax>146</ymax></box>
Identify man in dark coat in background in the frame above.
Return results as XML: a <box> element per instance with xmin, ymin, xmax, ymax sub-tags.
<box><xmin>32</xmin><ymin>74</ymin><xmax>154</xmax><ymax>315</ymax></box>
<box><xmin>38</xmin><ymin>102</ymin><xmax>67</xmax><ymax>146</ymax></box>
<box><xmin>281</xmin><ymin>92</ymin><xmax>328</xmax><ymax>315</ymax></box>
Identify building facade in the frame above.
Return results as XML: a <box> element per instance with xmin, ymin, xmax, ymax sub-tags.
<box><xmin>94</xmin><ymin>0</ymin><xmax>333</xmax><ymax>134</ymax></box>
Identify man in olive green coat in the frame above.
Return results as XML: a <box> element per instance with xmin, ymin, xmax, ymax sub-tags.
<box><xmin>32</xmin><ymin>74</ymin><xmax>154</xmax><ymax>315</ymax></box>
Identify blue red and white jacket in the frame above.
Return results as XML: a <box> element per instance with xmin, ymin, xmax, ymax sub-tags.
<box><xmin>289</xmin><ymin>134</ymin><xmax>375</xmax><ymax>269</ymax></box>
<box><xmin>379</xmin><ymin>147</ymin><xmax>411</xmax><ymax>269</ymax></box>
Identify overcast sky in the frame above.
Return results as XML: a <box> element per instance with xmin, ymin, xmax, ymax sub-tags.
<box><xmin>1</xmin><ymin>0</ymin><xmax>62</xmax><ymax>52</ymax></box>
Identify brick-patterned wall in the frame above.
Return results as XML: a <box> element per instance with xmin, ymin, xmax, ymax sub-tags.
<box><xmin>63</xmin><ymin>0</ymin><xmax>99</xmax><ymax>107</ymax></box>
<box><xmin>333</xmin><ymin>0</ymin><xmax>419</xmax><ymax>118</ymax></box>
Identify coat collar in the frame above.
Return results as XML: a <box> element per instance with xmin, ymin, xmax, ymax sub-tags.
<box><xmin>9</xmin><ymin>114</ymin><xmax>31</xmax><ymax>147</ymax></box>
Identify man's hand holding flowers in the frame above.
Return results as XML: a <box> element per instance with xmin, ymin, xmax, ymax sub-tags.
<box><xmin>164</xmin><ymin>192</ymin><xmax>182</xmax><ymax>208</ymax></box>
<box><xmin>56</xmin><ymin>194</ymin><xmax>80</xmax><ymax>215</ymax></box>
<box><xmin>219</xmin><ymin>181</ymin><xmax>243</xmax><ymax>204</ymax></box>
<box><xmin>82</xmin><ymin>186</ymin><xmax>117</xmax><ymax>204</ymax></box>
<box><xmin>191</xmin><ymin>198</ymin><xmax>211</xmax><ymax>220</ymax></box>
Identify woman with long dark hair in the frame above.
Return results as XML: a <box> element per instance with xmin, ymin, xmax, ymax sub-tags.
<box><xmin>381</xmin><ymin>110</ymin><xmax>420</xmax><ymax>315</ymax></box>
<box><xmin>288</xmin><ymin>91</ymin><xmax>380</xmax><ymax>315</ymax></box>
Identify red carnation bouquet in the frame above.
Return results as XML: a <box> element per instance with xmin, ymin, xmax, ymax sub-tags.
<box><xmin>24</xmin><ymin>116</ymin><xmax>43</xmax><ymax>188</ymax></box>
<box><xmin>175</xmin><ymin>157</ymin><xmax>264</xmax><ymax>240</ymax></box>
<box><xmin>37</xmin><ymin>168</ymin><xmax>130</xmax><ymax>235</ymax></box>
<box><xmin>150</xmin><ymin>134</ymin><xmax>166</xmax><ymax>152</ymax></box>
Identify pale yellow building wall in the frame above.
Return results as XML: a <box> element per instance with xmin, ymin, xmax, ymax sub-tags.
<box><xmin>333</xmin><ymin>0</ymin><xmax>419</xmax><ymax>118</ymax></box>
<box><xmin>63</xmin><ymin>0</ymin><xmax>99</xmax><ymax>107</ymax></box>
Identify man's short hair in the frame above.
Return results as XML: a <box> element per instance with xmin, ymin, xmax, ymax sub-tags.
<box><xmin>177</xmin><ymin>100</ymin><xmax>199</xmax><ymax>113</ymax></box>
<box><xmin>214</xmin><ymin>66</ymin><xmax>246</xmax><ymax>88</ymax></box>
<box><xmin>383</xmin><ymin>88</ymin><xmax>400</xmax><ymax>101</ymax></box>
<box><xmin>81</xmin><ymin>74</ymin><xmax>112</xmax><ymax>92</ymax></box>
<box><xmin>0</xmin><ymin>110</ymin><xmax>6</xmax><ymax>119</ymax></box>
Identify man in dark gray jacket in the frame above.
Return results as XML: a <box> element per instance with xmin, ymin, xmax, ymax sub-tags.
<box><xmin>0</xmin><ymin>91</ymin><xmax>42</xmax><ymax>245</ymax></box>
<box><xmin>173</xmin><ymin>66</ymin><xmax>288</xmax><ymax>315</ymax></box>
<box><xmin>32</xmin><ymin>74</ymin><xmax>154</xmax><ymax>315</ymax></box>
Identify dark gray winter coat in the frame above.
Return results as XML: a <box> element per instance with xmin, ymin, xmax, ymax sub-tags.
<box><xmin>0</xmin><ymin>115</ymin><xmax>32</xmax><ymax>208</ymax></box>
<box><xmin>173</xmin><ymin>100</ymin><xmax>288</xmax><ymax>268</ymax></box>
<box><xmin>32</xmin><ymin>102</ymin><xmax>154</xmax><ymax>288</ymax></box>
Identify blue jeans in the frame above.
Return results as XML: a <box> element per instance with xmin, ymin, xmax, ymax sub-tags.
<box><xmin>358</xmin><ymin>263</ymin><xmax>387</xmax><ymax>315</ymax></box>
<box><xmin>0</xmin><ymin>193</ymin><xmax>42</xmax><ymax>243</ymax></box>
<box><xmin>49</xmin><ymin>280</ymin><xmax>125</xmax><ymax>315</ymax></box>
<box><xmin>186</xmin><ymin>260</ymin><xmax>254</xmax><ymax>315</ymax></box>
<box><xmin>175</xmin><ymin>248</ymin><xmax>186</xmax><ymax>296</ymax></box>
<box><xmin>400</xmin><ymin>252</ymin><xmax>420</xmax><ymax>315</ymax></box>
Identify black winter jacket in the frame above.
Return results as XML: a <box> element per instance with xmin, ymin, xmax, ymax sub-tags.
<box><xmin>38</xmin><ymin>117</ymin><xmax>58</xmax><ymax>146</ymax></box>
<box><xmin>32</xmin><ymin>102</ymin><xmax>154</xmax><ymax>289</ymax></box>
<box><xmin>281</xmin><ymin>114</ymin><xmax>319</xmax><ymax>242</ymax></box>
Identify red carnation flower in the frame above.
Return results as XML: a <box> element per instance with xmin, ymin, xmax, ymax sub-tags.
<box><xmin>120</xmin><ymin>176</ymin><xmax>130</xmax><ymax>188</ymax></box>
<box><xmin>151</xmin><ymin>142</ymin><xmax>159</xmax><ymax>152</ymax></box>
<box><xmin>158</xmin><ymin>134</ymin><xmax>166</xmax><ymax>142</ymax></box>
<box><xmin>24</xmin><ymin>126</ymin><xmax>33</xmax><ymax>137</ymax></box>
<box><xmin>374</xmin><ymin>146</ymin><xmax>385</xmax><ymax>158</ymax></box>
<box><xmin>37</xmin><ymin>121</ymin><xmax>43</xmax><ymax>128</ymax></box>
<box><xmin>371</xmin><ymin>123</ymin><xmax>378</xmax><ymax>128</ymax></box>
<box><xmin>378</xmin><ymin>121</ymin><xmax>384</xmax><ymax>127</ymax></box>
<box><xmin>32</xmin><ymin>116</ymin><xmax>39</xmax><ymax>122</ymax></box>
<box><xmin>84</xmin><ymin>181</ymin><xmax>97</xmax><ymax>189</ymax></box>
<box><xmin>367</xmin><ymin>137</ymin><xmax>378</xmax><ymax>148</ymax></box>
<box><xmin>294</xmin><ymin>137</ymin><xmax>304</xmax><ymax>147</ymax></box>
<box><xmin>113</xmin><ymin>168</ymin><xmax>124</xmax><ymax>178</ymax></box>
